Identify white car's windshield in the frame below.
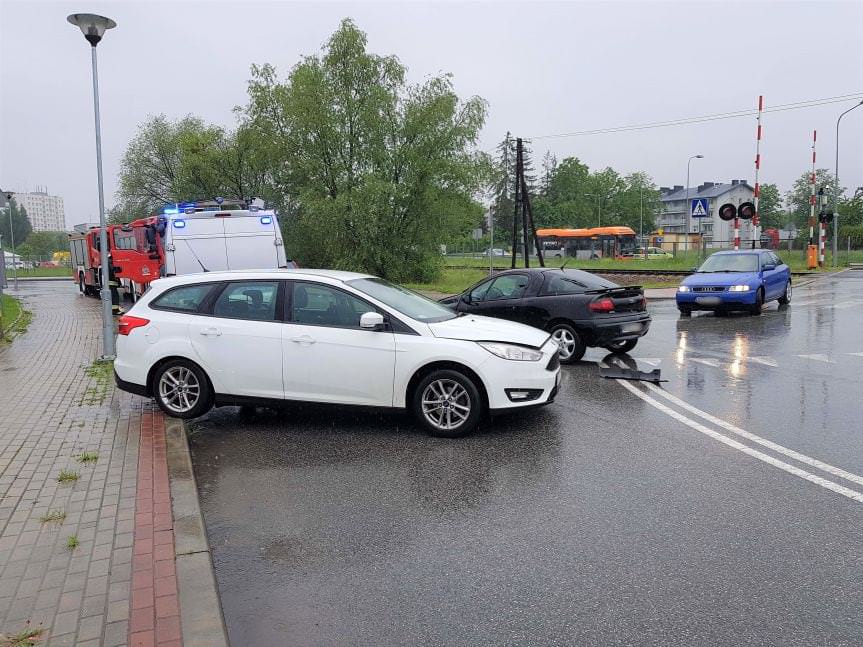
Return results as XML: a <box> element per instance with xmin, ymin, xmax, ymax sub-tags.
<box><xmin>697</xmin><ymin>254</ymin><xmax>759</xmax><ymax>273</ymax></box>
<box><xmin>348</xmin><ymin>278</ymin><xmax>457</xmax><ymax>323</ymax></box>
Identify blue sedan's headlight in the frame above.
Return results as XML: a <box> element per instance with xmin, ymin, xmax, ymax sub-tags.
<box><xmin>678</xmin><ymin>285</ymin><xmax>690</xmax><ymax>292</ymax></box>
<box><xmin>728</xmin><ymin>285</ymin><xmax>751</xmax><ymax>292</ymax></box>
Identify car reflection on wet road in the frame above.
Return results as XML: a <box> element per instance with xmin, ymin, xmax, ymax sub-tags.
<box><xmin>189</xmin><ymin>271</ymin><xmax>863</xmax><ymax>646</ymax></box>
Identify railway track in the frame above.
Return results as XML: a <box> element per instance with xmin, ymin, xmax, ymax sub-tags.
<box><xmin>445</xmin><ymin>265</ymin><xmax>816</xmax><ymax>277</ymax></box>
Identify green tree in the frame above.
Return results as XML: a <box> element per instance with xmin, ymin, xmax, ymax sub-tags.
<box><xmin>242</xmin><ymin>19</ymin><xmax>488</xmax><ymax>280</ymax></box>
<box><xmin>113</xmin><ymin>115</ymin><xmax>271</xmax><ymax>222</ymax></box>
<box><xmin>785</xmin><ymin>169</ymin><xmax>840</xmax><ymax>229</ymax></box>
<box><xmin>21</xmin><ymin>231</ymin><xmax>68</xmax><ymax>257</ymax></box>
<box><xmin>0</xmin><ymin>198</ymin><xmax>32</xmax><ymax>249</ymax></box>
<box><xmin>755</xmin><ymin>183</ymin><xmax>785</xmax><ymax>229</ymax></box>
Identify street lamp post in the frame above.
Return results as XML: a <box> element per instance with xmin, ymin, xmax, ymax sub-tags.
<box><xmin>585</xmin><ymin>193</ymin><xmax>601</xmax><ymax>227</ymax></box>
<box><xmin>833</xmin><ymin>99</ymin><xmax>863</xmax><ymax>267</ymax></box>
<box><xmin>684</xmin><ymin>154</ymin><xmax>704</xmax><ymax>254</ymax></box>
<box><xmin>3</xmin><ymin>192</ymin><xmax>18</xmax><ymax>290</ymax></box>
<box><xmin>68</xmin><ymin>13</ymin><xmax>117</xmax><ymax>359</ymax></box>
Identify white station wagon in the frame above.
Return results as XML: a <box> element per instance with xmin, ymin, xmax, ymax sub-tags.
<box><xmin>114</xmin><ymin>270</ymin><xmax>560</xmax><ymax>437</ymax></box>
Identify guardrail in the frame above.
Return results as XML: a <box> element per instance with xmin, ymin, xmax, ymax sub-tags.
<box><xmin>444</xmin><ymin>265</ymin><xmax>816</xmax><ymax>277</ymax></box>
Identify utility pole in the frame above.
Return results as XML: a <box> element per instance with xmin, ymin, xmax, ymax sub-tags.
<box><xmin>684</xmin><ymin>155</ymin><xmax>703</xmax><ymax>254</ymax></box>
<box><xmin>834</xmin><ymin>100</ymin><xmax>863</xmax><ymax>267</ymax></box>
<box><xmin>3</xmin><ymin>192</ymin><xmax>18</xmax><ymax>290</ymax></box>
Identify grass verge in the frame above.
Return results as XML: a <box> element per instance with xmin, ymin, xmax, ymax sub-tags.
<box><xmin>0</xmin><ymin>294</ymin><xmax>32</xmax><ymax>341</ymax></box>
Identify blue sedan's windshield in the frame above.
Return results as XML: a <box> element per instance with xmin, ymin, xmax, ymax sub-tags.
<box><xmin>697</xmin><ymin>254</ymin><xmax>759</xmax><ymax>273</ymax></box>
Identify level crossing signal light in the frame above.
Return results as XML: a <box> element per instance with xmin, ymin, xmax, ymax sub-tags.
<box><xmin>717</xmin><ymin>202</ymin><xmax>756</xmax><ymax>221</ymax></box>
<box><xmin>819</xmin><ymin>210</ymin><xmax>834</xmax><ymax>224</ymax></box>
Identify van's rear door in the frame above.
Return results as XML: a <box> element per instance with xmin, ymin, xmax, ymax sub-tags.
<box><xmin>169</xmin><ymin>218</ymin><xmax>228</xmax><ymax>274</ymax></box>
<box><xmin>223</xmin><ymin>214</ymin><xmax>282</xmax><ymax>270</ymax></box>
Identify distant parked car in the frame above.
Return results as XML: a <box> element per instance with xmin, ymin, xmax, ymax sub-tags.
<box><xmin>634</xmin><ymin>246</ymin><xmax>673</xmax><ymax>259</ymax></box>
<box><xmin>676</xmin><ymin>250</ymin><xmax>791</xmax><ymax>316</ymax></box>
<box><xmin>439</xmin><ymin>268</ymin><xmax>650</xmax><ymax>363</ymax></box>
<box><xmin>485</xmin><ymin>248</ymin><xmax>507</xmax><ymax>257</ymax></box>
<box><xmin>114</xmin><ymin>269</ymin><xmax>560</xmax><ymax>438</ymax></box>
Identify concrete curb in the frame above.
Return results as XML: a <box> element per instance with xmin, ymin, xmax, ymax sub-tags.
<box><xmin>165</xmin><ymin>418</ymin><xmax>230</xmax><ymax>647</ymax></box>
<box><xmin>795</xmin><ymin>266</ymin><xmax>851</xmax><ymax>288</ymax></box>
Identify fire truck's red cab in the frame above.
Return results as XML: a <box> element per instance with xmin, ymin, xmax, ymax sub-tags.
<box><xmin>69</xmin><ymin>220</ymin><xmax>162</xmax><ymax>299</ymax></box>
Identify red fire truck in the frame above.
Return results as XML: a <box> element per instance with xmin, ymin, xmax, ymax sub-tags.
<box><xmin>68</xmin><ymin>222</ymin><xmax>161</xmax><ymax>300</ymax></box>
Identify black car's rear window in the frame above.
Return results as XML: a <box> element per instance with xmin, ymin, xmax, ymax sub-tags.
<box><xmin>540</xmin><ymin>269</ymin><xmax>617</xmax><ymax>295</ymax></box>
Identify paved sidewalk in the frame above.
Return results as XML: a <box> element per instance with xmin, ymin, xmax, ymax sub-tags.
<box><xmin>0</xmin><ymin>283</ymin><xmax>219</xmax><ymax>647</ymax></box>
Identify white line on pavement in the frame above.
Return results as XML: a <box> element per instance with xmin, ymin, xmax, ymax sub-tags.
<box><xmin>616</xmin><ymin>379</ymin><xmax>863</xmax><ymax>504</ymax></box>
<box><xmin>640</xmin><ymin>382</ymin><xmax>863</xmax><ymax>490</ymax></box>
<box><xmin>749</xmin><ymin>356</ymin><xmax>779</xmax><ymax>367</ymax></box>
<box><xmin>797</xmin><ymin>354</ymin><xmax>833</xmax><ymax>363</ymax></box>
<box><xmin>850</xmin><ymin>352</ymin><xmax>863</xmax><ymax>358</ymax></box>
<box><xmin>690</xmin><ymin>357</ymin><xmax>721</xmax><ymax>367</ymax></box>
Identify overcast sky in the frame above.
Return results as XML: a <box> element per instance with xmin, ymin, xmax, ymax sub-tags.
<box><xmin>1</xmin><ymin>0</ymin><xmax>862</xmax><ymax>227</ymax></box>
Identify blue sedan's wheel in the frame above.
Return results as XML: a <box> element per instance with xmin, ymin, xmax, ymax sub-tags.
<box><xmin>778</xmin><ymin>280</ymin><xmax>792</xmax><ymax>305</ymax></box>
<box><xmin>749</xmin><ymin>288</ymin><xmax>764</xmax><ymax>315</ymax></box>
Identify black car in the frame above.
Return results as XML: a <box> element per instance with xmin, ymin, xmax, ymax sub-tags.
<box><xmin>439</xmin><ymin>268</ymin><xmax>651</xmax><ymax>363</ymax></box>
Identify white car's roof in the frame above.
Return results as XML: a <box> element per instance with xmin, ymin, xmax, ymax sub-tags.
<box><xmin>149</xmin><ymin>268</ymin><xmax>374</xmax><ymax>288</ymax></box>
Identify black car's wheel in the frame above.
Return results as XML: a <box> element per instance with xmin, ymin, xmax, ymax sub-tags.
<box><xmin>778</xmin><ymin>280</ymin><xmax>792</xmax><ymax>305</ymax></box>
<box><xmin>412</xmin><ymin>369</ymin><xmax>482</xmax><ymax>438</ymax></box>
<box><xmin>550</xmin><ymin>323</ymin><xmax>586</xmax><ymax>364</ymax></box>
<box><xmin>605</xmin><ymin>339</ymin><xmax>638</xmax><ymax>354</ymax></box>
<box><xmin>153</xmin><ymin>359</ymin><xmax>213</xmax><ymax>419</ymax></box>
<box><xmin>749</xmin><ymin>288</ymin><xmax>764</xmax><ymax>316</ymax></box>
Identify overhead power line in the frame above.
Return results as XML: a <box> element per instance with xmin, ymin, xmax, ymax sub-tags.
<box><xmin>526</xmin><ymin>93</ymin><xmax>863</xmax><ymax>141</ymax></box>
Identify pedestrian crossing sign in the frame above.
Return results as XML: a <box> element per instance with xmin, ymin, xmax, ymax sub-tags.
<box><xmin>690</xmin><ymin>198</ymin><xmax>709</xmax><ymax>218</ymax></box>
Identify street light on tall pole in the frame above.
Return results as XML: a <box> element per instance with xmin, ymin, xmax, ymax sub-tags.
<box><xmin>833</xmin><ymin>99</ymin><xmax>863</xmax><ymax>267</ymax></box>
<box><xmin>585</xmin><ymin>193</ymin><xmax>601</xmax><ymax>227</ymax></box>
<box><xmin>684</xmin><ymin>154</ymin><xmax>704</xmax><ymax>254</ymax></box>
<box><xmin>68</xmin><ymin>13</ymin><xmax>117</xmax><ymax>359</ymax></box>
<box><xmin>3</xmin><ymin>192</ymin><xmax>18</xmax><ymax>290</ymax></box>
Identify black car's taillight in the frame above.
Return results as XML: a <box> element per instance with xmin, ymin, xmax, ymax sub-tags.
<box><xmin>589</xmin><ymin>297</ymin><xmax>615</xmax><ymax>313</ymax></box>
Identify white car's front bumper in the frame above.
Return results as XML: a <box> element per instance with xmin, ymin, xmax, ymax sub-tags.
<box><xmin>483</xmin><ymin>339</ymin><xmax>560</xmax><ymax>412</ymax></box>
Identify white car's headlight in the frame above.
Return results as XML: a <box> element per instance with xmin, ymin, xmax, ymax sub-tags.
<box><xmin>728</xmin><ymin>285</ymin><xmax>751</xmax><ymax>292</ymax></box>
<box><xmin>477</xmin><ymin>341</ymin><xmax>543</xmax><ymax>361</ymax></box>
<box><xmin>678</xmin><ymin>285</ymin><xmax>690</xmax><ymax>292</ymax></box>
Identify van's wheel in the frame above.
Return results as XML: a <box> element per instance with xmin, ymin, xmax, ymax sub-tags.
<box><xmin>153</xmin><ymin>359</ymin><xmax>213</xmax><ymax>419</ymax></box>
<box><xmin>604</xmin><ymin>339</ymin><xmax>638</xmax><ymax>354</ymax></box>
<box><xmin>550</xmin><ymin>323</ymin><xmax>585</xmax><ymax>363</ymax></box>
<box><xmin>749</xmin><ymin>288</ymin><xmax>764</xmax><ymax>315</ymax></box>
<box><xmin>778</xmin><ymin>281</ymin><xmax>792</xmax><ymax>305</ymax></box>
<box><xmin>412</xmin><ymin>369</ymin><xmax>482</xmax><ymax>438</ymax></box>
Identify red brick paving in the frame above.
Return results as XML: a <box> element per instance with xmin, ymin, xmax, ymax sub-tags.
<box><xmin>129</xmin><ymin>410</ymin><xmax>182</xmax><ymax>646</ymax></box>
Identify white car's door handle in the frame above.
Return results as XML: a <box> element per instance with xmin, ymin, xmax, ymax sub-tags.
<box><xmin>290</xmin><ymin>335</ymin><xmax>316</xmax><ymax>345</ymax></box>
<box><xmin>199</xmin><ymin>327</ymin><xmax>222</xmax><ymax>337</ymax></box>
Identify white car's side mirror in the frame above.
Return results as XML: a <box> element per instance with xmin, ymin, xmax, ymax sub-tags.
<box><xmin>360</xmin><ymin>311</ymin><xmax>385</xmax><ymax>331</ymax></box>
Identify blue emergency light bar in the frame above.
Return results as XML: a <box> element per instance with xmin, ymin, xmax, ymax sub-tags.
<box><xmin>173</xmin><ymin>220</ymin><xmax>186</xmax><ymax>229</ymax></box>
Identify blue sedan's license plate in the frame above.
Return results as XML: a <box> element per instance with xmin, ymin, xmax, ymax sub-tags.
<box><xmin>696</xmin><ymin>296</ymin><xmax>721</xmax><ymax>305</ymax></box>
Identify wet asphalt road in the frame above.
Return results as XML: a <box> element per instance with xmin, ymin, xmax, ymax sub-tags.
<box><xmin>188</xmin><ymin>271</ymin><xmax>863</xmax><ymax>646</ymax></box>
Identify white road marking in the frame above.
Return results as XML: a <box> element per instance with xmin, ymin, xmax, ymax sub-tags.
<box><xmin>833</xmin><ymin>300</ymin><xmax>863</xmax><ymax>309</ymax></box>
<box><xmin>797</xmin><ymin>354</ymin><xmax>833</xmax><ymax>363</ymax></box>
<box><xmin>690</xmin><ymin>357</ymin><xmax>720</xmax><ymax>367</ymax></box>
<box><xmin>749</xmin><ymin>356</ymin><xmax>779</xmax><ymax>367</ymax></box>
<box><xmin>634</xmin><ymin>358</ymin><xmax>663</xmax><ymax>366</ymax></box>
<box><xmin>849</xmin><ymin>352</ymin><xmax>863</xmax><ymax>358</ymax></box>
<box><xmin>640</xmin><ymin>382</ymin><xmax>863</xmax><ymax>490</ymax></box>
<box><xmin>616</xmin><ymin>379</ymin><xmax>863</xmax><ymax>504</ymax></box>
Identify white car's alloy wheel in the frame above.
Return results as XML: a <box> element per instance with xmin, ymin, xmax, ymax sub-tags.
<box><xmin>158</xmin><ymin>366</ymin><xmax>201</xmax><ymax>414</ymax></box>
<box><xmin>421</xmin><ymin>379</ymin><xmax>471</xmax><ymax>431</ymax></box>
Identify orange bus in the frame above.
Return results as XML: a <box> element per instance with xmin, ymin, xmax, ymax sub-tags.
<box><xmin>536</xmin><ymin>226</ymin><xmax>637</xmax><ymax>259</ymax></box>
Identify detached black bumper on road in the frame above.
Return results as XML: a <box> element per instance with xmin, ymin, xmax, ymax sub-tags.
<box><xmin>574</xmin><ymin>311</ymin><xmax>651</xmax><ymax>346</ymax></box>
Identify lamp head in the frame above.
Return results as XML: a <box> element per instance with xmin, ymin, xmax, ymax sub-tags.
<box><xmin>67</xmin><ymin>14</ymin><xmax>116</xmax><ymax>46</ymax></box>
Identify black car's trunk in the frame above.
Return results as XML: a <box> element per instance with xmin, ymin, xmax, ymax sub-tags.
<box><xmin>587</xmin><ymin>286</ymin><xmax>646</xmax><ymax>314</ymax></box>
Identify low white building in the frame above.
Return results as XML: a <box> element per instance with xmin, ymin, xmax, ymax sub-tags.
<box><xmin>658</xmin><ymin>180</ymin><xmax>756</xmax><ymax>246</ymax></box>
<box><xmin>12</xmin><ymin>188</ymin><xmax>66</xmax><ymax>232</ymax></box>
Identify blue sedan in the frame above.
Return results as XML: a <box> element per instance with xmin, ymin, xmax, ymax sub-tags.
<box><xmin>676</xmin><ymin>250</ymin><xmax>792</xmax><ymax>316</ymax></box>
